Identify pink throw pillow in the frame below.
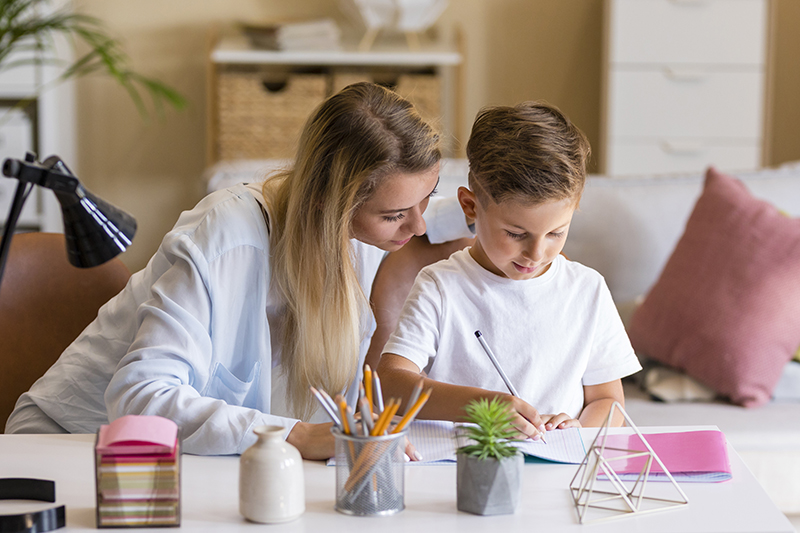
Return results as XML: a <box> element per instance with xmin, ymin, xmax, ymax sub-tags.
<box><xmin>629</xmin><ymin>167</ymin><xmax>800</xmax><ymax>407</ymax></box>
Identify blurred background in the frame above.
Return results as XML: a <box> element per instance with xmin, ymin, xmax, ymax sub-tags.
<box><xmin>43</xmin><ymin>1</ymin><xmax>800</xmax><ymax>271</ymax></box>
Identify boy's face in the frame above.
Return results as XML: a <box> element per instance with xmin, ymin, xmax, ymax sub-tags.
<box><xmin>458</xmin><ymin>186</ymin><xmax>577</xmax><ymax>280</ymax></box>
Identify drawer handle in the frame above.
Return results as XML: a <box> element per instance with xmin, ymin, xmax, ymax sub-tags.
<box><xmin>664</xmin><ymin>67</ymin><xmax>707</xmax><ymax>82</ymax></box>
<box><xmin>668</xmin><ymin>0</ymin><xmax>708</xmax><ymax>6</ymax></box>
<box><xmin>662</xmin><ymin>140</ymin><xmax>704</xmax><ymax>155</ymax></box>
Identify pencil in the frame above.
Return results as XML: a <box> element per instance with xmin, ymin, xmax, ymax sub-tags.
<box><xmin>336</xmin><ymin>394</ymin><xmax>351</xmax><ymax>435</ymax></box>
<box><xmin>309</xmin><ymin>386</ymin><xmax>341</xmax><ymax>428</ymax></box>
<box><xmin>391</xmin><ymin>387</ymin><xmax>432</xmax><ymax>434</ymax></box>
<box><xmin>474</xmin><ymin>330</ymin><xmax>546</xmax><ymax>443</ymax></box>
<box><xmin>358</xmin><ymin>396</ymin><xmax>373</xmax><ymax>436</ymax></box>
<box><xmin>364</xmin><ymin>364</ymin><xmax>374</xmax><ymax>416</ymax></box>
<box><xmin>372</xmin><ymin>370</ymin><xmax>385</xmax><ymax>412</ymax></box>
<box><xmin>371</xmin><ymin>398</ymin><xmax>400</xmax><ymax>436</ymax></box>
<box><xmin>404</xmin><ymin>379</ymin><xmax>424</xmax><ymax>416</ymax></box>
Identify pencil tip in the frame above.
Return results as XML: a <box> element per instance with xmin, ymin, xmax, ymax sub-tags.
<box><xmin>474</xmin><ymin>330</ymin><xmax>481</xmax><ymax>337</ymax></box>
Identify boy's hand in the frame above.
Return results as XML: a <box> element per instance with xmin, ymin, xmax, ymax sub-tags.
<box><xmin>505</xmin><ymin>396</ymin><xmax>547</xmax><ymax>441</ymax></box>
<box><xmin>542</xmin><ymin>413</ymin><xmax>581</xmax><ymax>430</ymax></box>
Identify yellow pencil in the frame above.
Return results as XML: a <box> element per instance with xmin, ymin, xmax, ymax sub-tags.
<box><xmin>364</xmin><ymin>364</ymin><xmax>374</xmax><ymax>417</ymax></box>
<box><xmin>369</xmin><ymin>398</ymin><xmax>392</xmax><ymax>436</ymax></box>
<box><xmin>336</xmin><ymin>395</ymin><xmax>351</xmax><ymax>435</ymax></box>
<box><xmin>372</xmin><ymin>398</ymin><xmax>400</xmax><ymax>436</ymax></box>
<box><xmin>391</xmin><ymin>388</ymin><xmax>432</xmax><ymax>434</ymax></box>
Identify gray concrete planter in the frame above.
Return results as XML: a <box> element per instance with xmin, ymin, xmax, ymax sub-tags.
<box><xmin>456</xmin><ymin>453</ymin><xmax>523</xmax><ymax>515</ymax></box>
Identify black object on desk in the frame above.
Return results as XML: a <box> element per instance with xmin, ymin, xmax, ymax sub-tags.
<box><xmin>0</xmin><ymin>477</ymin><xmax>65</xmax><ymax>533</ymax></box>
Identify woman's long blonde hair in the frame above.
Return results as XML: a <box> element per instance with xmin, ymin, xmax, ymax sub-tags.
<box><xmin>262</xmin><ymin>82</ymin><xmax>440</xmax><ymax>420</ymax></box>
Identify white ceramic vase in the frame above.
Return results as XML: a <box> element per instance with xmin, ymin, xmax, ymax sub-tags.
<box><xmin>239</xmin><ymin>425</ymin><xmax>305</xmax><ymax>523</ymax></box>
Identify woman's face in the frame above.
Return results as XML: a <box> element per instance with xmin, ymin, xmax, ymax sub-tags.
<box><xmin>350</xmin><ymin>162</ymin><xmax>440</xmax><ymax>252</ymax></box>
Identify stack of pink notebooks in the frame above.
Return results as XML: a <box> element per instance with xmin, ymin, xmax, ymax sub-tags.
<box><xmin>95</xmin><ymin>415</ymin><xmax>181</xmax><ymax>527</ymax></box>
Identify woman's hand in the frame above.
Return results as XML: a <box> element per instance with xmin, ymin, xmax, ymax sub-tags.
<box><xmin>286</xmin><ymin>421</ymin><xmax>335</xmax><ymax>460</ymax></box>
<box><xmin>542</xmin><ymin>413</ymin><xmax>582</xmax><ymax>431</ymax></box>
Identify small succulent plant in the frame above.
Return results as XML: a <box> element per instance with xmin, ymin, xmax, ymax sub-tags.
<box><xmin>457</xmin><ymin>397</ymin><xmax>520</xmax><ymax>461</ymax></box>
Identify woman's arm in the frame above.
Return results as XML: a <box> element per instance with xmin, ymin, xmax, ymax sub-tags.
<box><xmin>579</xmin><ymin>379</ymin><xmax>626</xmax><ymax>427</ymax></box>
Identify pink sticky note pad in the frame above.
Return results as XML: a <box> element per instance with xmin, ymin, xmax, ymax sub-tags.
<box><xmin>96</xmin><ymin>415</ymin><xmax>178</xmax><ymax>455</ymax></box>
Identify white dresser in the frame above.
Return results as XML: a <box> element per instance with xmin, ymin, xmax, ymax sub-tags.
<box><xmin>0</xmin><ymin>43</ymin><xmax>74</xmax><ymax>233</ymax></box>
<box><xmin>601</xmin><ymin>0</ymin><xmax>769</xmax><ymax>176</ymax></box>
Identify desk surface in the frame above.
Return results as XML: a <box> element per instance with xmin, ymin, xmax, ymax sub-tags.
<box><xmin>0</xmin><ymin>428</ymin><xmax>794</xmax><ymax>533</ymax></box>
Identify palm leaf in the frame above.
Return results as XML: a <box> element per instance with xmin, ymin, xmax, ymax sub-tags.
<box><xmin>0</xmin><ymin>0</ymin><xmax>186</xmax><ymax>119</ymax></box>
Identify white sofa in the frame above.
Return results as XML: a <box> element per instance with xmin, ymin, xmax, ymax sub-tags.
<box><xmin>205</xmin><ymin>158</ymin><xmax>800</xmax><ymax>514</ymax></box>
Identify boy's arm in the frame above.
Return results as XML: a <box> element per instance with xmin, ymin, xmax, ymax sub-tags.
<box><xmin>579</xmin><ymin>379</ymin><xmax>626</xmax><ymax>427</ymax></box>
<box><xmin>377</xmin><ymin>353</ymin><xmax>546</xmax><ymax>439</ymax></box>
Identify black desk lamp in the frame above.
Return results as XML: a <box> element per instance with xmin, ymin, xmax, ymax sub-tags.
<box><xmin>0</xmin><ymin>152</ymin><xmax>137</xmax><ymax>287</ymax></box>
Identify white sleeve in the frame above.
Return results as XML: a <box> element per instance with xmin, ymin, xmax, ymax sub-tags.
<box><xmin>382</xmin><ymin>270</ymin><xmax>443</xmax><ymax>372</ymax></box>
<box><xmin>104</xmin><ymin>232</ymin><xmax>298</xmax><ymax>456</ymax></box>
<box><xmin>423</xmin><ymin>196</ymin><xmax>474</xmax><ymax>244</ymax></box>
<box><xmin>582</xmin><ymin>280</ymin><xmax>643</xmax><ymax>386</ymax></box>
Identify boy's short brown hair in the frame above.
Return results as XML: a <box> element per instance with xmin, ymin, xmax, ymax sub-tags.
<box><xmin>466</xmin><ymin>101</ymin><xmax>591</xmax><ymax>206</ymax></box>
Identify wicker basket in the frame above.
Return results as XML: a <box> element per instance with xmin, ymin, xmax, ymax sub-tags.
<box><xmin>216</xmin><ymin>72</ymin><xmax>327</xmax><ymax>160</ymax></box>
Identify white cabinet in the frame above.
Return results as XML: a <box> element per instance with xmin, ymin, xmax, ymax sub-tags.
<box><xmin>0</xmin><ymin>47</ymin><xmax>74</xmax><ymax>233</ymax></box>
<box><xmin>602</xmin><ymin>0</ymin><xmax>769</xmax><ymax>176</ymax></box>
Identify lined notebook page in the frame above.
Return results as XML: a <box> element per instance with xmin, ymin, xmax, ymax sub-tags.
<box><xmin>407</xmin><ymin>420</ymin><xmax>586</xmax><ymax>465</ymax></box>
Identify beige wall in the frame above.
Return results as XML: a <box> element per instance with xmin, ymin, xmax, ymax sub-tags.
<box><xmin>72</xmin><ymin>0</ymin><xmax>800</xmax><ymax>272</ymax></box>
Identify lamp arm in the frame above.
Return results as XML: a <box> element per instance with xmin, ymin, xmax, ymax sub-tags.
<box><xmin>0</xmin><ymin>154</ymin><xmax>75</xmax><ymax>289</ymax></box>
<box><xmin>2</xmin><ymin>153</ymin><xmax>137</xmax><ymax>271</ymax></box>
<box><xmin>0</xmin><ymin>180</ymin><xmax>34</xmax><ymax>292</ymax></box>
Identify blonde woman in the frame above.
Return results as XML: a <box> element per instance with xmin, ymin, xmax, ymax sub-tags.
<box><xmin>6</xmin><ymin>83</ymin><xmax>472</xmax><ymax>458</ymax></box>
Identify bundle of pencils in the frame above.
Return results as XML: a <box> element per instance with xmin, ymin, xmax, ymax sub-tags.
<box><xmin>310</xmin><ymin>366</ymin><xmax>431</xmax><ymax>514</ymax></box>
<box><xmin>309</xmin><ymin>365</ymin><xmax>431</xmax><ymax>438</ymax></box>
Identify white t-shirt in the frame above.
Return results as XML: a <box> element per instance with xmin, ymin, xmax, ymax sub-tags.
<box><xmin>382</xmin><ymin>249</ymin><xmax>642</xmax><ymax>418</ymax></box>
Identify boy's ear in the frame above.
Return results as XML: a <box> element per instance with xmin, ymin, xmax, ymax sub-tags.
<box><xmin>457</xmin><ymin>186</ymin><xmax>479</xmax><ymax>219</ymax></box>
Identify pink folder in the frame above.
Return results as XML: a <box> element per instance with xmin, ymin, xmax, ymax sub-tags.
<box><xmin>96</xmin><ymin>415</ymin><xmax>178</xmax><ymax>456</ymax></box>
<box><xmin>597</xmin><ymin>430</ymin><xmax>732</xmax><ymax>482</ymax></box>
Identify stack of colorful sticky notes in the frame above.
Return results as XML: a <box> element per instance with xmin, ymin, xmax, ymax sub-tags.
<box><xmin>95</xmin><ymin>415</ymin><xmax>180</xmax><ymax>527</ymax></box>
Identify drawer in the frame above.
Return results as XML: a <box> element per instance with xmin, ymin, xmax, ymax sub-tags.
<box><xmin>216</xmin><ymin>71</ymin><xmax>327</xmax><ymax>160</ymax></box>
<box><xmin>608</xmin><ymin>0</ymin><xmax>766</xmax><ymax>66</ymax></box>
<box><xmin>607</xmin><ymin>68</ymin><xmax>764</xmax><ymax>139</ymax></box>
<box><xmin>606</xmin><ymin>139</ymin><xmax>761</xmax><ymax>176</ymax></box>
<box><xmin>0</xmin><ymin>109</ymin><xmax>39</xmax><ymax>226</ymax></box>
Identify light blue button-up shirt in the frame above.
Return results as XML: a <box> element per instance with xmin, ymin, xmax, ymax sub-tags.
<box><xmin>6</xmin><ymin>185</ymin><xmax>469</xmax><ymax>455</ymax></box>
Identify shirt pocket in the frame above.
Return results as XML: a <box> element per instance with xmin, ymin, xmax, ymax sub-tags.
<box><xmin>205</xmin><ymin>361</ymin><xmax>261</xmax><ymax>407</ymax></box>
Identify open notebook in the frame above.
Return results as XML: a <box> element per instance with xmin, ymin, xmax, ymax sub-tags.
<box><xmin>407</xmin><ymin>420</ymin><xmax>587</xmax><ymax>464</ymax></box>
<box><xmin>327</xmin><ymin>420</ymin><xmax>586</xmax><ymax>466</ymax></box>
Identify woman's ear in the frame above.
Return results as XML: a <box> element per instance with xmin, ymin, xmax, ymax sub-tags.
<box><xmin>457</xmin><ymin>186</ymin><xmax>479</xmax><ymax>219</ymax></box>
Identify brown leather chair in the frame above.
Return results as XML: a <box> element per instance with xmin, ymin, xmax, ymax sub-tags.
<box><xmin>0</xmin><ymin>232</ymin><xmax>131</xmax><ymax>430</ymax></box>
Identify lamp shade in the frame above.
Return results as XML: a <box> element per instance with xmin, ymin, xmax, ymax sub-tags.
<box><xmin>56</xmin><ymin>185</ymin><xmax>137</xmax><ymax>268</ymax></box>
<box><xmin>1</xmin><ymin>154</ymin><xmax>137</xmax><ymax>271</ymax></box>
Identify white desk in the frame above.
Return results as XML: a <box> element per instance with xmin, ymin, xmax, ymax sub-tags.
<box><xmin>0</xmin><ymin>429</ymin><xmax>794</xmax><ymax>532</ymax></box>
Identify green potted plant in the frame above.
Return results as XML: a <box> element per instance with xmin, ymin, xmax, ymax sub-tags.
<box><xmin>456</xmin><ymin>396</ymin><xmax>523</xmax><ymax>516</ymax></box>
<box><xmin>0</xmin><ymin>0</ymin><xmax>186</xmax><ymax>118</ymax></box>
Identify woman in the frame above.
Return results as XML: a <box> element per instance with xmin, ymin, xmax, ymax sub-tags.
<box><xmin>5</xmin><ymin>83</ymin><xmax>471</xmax><ymax>458</ymax></box>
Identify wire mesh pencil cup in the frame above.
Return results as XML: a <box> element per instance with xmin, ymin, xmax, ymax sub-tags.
<box><xmin>332</xmin><ymin>427</ymin><xmax>407</xmax><ymax>516</ymax></box>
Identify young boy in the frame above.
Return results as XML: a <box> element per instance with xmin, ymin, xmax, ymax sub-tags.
<box><xmin>377</xmin><ymin>102</ymin><xmax>641</xmax><ymax>440</ymax></box>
